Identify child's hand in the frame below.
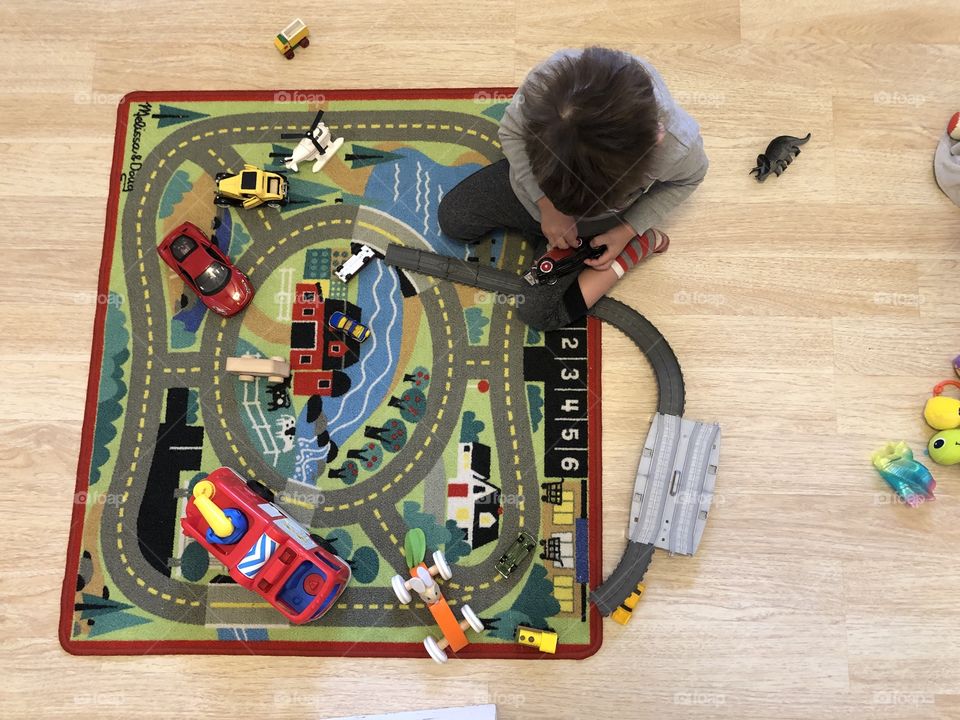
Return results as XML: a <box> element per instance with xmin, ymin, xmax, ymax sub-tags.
<box><xmin>537</xmin><ymin>197</ymin><xmax>578</xmax><ymax>249</ymax></box>
<box><xmin>583</xmin><ymin>224</ymin><xmax>637</xmax><ymax>271</ymax></box>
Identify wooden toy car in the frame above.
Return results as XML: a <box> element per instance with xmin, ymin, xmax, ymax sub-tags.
<box><xmin>392</xmin><ymin>529</ymin><xmax>485</xmax><ymax>663</ymax></box>
<box><xmin>495</xmin><ymin>531</ymin><xmax>537</xmax><ymax>578</ymax></box>
<box><xmin>180</xmin><ymin>467</ymin><xmax>351</xmax><ymax>624</ymax></box>
<box><xmin>274</xmin><ymin>18</ymin><xmax>310</xmax><ymax>59</ymax></box>
<box><xmin>214</xmin><ymin>164</ymin><xmax>289</xmax><ymax>209</ymax></box>
<box><xmin>611</xmin><ymin>582</ymin><xmax>646</xmax><ymax>625</ymax></box>
<box><xmin>157</xmin><ymin>221</ymin><xmax>254</xmax><ymax>317</ymax></box>
<box><xmin>391</xmin><ymin>549</ymin><xmax>452</xmax><ymax>604</ymax></box>
<box><xmin>424</xmin><ymin>604</ymin><xmax>485</xmax><ymax>664</ymax></box>
<box><xmin>329</xmin><ymin>310</ymin><xmax>371</xmax><ymax>343</ymax></box>
<box><xmin>514</xmin><ymin>625</ymin><xmax>558</xmax><ymax>654</ymax></box>
<box><xmin>334</xmin><ymin>244</ymin><xmax>376</xmax><ymax>283</ymax></box>
<box><xmin>225</xmin><ymin>355</ymin><xmax>290</xmax><ymax>384</ymax></box>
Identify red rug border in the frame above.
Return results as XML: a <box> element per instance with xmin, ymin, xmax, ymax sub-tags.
<box><xmin>60</xmin><ymin>89</ymin><xmax>604</xmax><ymax>660</ymax></box>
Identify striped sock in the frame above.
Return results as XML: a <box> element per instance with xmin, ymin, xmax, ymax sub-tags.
<box><xmin>611</xmin><ymin>228</ymin><xmax>670</xmax><ymax>278</ymax></box>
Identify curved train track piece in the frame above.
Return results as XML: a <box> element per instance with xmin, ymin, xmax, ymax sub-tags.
<box><xmin>586</xmin><ymin>297</ymin><xmax>685</xmax><ymax>416</ymax></box>
<box><xmin>383</xmin><ymin>244</ymin><xmax>685</xmax><ymax>619</ymax></box>
<box><xmin>382</xmin><ymin>243</ymin><xmax>685</xmax><ymax>412</ymax></box>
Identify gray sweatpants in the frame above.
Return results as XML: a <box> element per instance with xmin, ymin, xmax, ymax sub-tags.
<box><xmin>437</xmin><ymin>159</ymin><xmax>620</xmax><ymax>330</ymax></box>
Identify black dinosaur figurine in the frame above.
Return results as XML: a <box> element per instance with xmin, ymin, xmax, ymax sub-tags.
<box><xmin>750</xmin><ymin>133</ymin><xmax>811</xmax><ymax>182</ymax></box>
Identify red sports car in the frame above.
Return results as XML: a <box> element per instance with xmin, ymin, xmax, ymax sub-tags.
<box><xmin>157</xmin><ymin>221</ymin><xmax>253</xmax><ymax>316</ymax></box>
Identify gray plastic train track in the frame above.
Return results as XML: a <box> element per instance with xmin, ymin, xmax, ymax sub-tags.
<box><xmin>592</xmin><ymin>415</ymin><xmax>721</xmax><ymax>616</ymax></box>
<box><xmin>382</xmin><ymin>244</ymin><xmax>687</xmax><ymax>617</ymax></box>
<box><xmin>629</xmin><ymin>413</ymin><xmax>720</xmax><ymax>555</ymax></box>
<box><xmin>383</xmin><ymin>244</ymin><xmax>686</xmax><ymax>414</ymax></box>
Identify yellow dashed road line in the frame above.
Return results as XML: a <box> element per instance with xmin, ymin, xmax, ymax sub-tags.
<box><xmin>114</xmin><ymin>106</ymin><xmax>504</xmax><ymax>609</ymax></box>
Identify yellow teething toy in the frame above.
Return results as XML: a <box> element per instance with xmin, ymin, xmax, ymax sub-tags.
<box><xmin>924</xmin><ymin>380</ymin><xmax>960</xmax><ymax>430</ymax></box>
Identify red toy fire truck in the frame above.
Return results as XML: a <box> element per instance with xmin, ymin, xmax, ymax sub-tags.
<box><xmin>181</xmin><ymin>467</ymin><xmax>350</xmax><ymax>624</ymax></box>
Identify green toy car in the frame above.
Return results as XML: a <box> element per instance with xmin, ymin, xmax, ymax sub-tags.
<box><xmin>495</xmin><ymin>531</ymin><xmax>537</xmax><ymax>578</ymax></box>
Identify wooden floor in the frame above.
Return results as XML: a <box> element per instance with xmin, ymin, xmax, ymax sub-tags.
<box><xmin>2</xmin><ymin>2</ymin><xmax>959</xmax><ymax>718</ymax></box>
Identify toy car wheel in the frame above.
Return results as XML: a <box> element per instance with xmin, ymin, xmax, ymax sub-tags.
<box><xmin>424</xmin><ymin>636</ymin><xmax>448</xmax><ymax>664</ymax></box>
<box><xmin>391</xmin><ymin>574</ymin><xmax>412</xmax><ymax>604</ymax></box>
<box><xmin>538</xmin><ymin>259</ymin><xmax>554</xmax><ymax>274</ymax></box>
<box><xmin>300</xmin><ymin>37</ymin><xmax>310</xmax><ymax>48</ymax></box>
<box><xmin>213</xmin><ymin>195</ymin><xmax>230</xmax><ymax>208</ymax></box>
<box><xmin>285</xmin><ymin>50</ymin><xmax>295</xmax><ymax>59</ymax></box>
<box><xmin>461</xmin><ymin>604</ymin><xmax>484</xmax><ymax>633</ymax></box>
<box><xmin>267</xmin><ymin>201</ymin><xmax>281</xmax><ymax>208</ymax></box>
<box><xmin>433</xmin><ymin>550</ymin><xmax>453</xmax><ymax>580</ymax></box>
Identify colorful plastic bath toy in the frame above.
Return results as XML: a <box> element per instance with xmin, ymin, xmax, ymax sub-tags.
<box><xmin>871</xmin><ymin>441</ymin><xmax>936</xmax><ymax>507</ymax></box>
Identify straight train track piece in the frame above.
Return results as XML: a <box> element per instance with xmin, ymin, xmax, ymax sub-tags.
<box><xmin>629</xmin><ymin>413</ymin><xmax>721</xmax><ymax>556</ymax></box>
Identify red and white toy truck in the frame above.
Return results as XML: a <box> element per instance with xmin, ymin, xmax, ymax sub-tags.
<box><xmin>181</xmin><ymin>467</ymin><xmax>350</xmax><ymax>624</ymax></box>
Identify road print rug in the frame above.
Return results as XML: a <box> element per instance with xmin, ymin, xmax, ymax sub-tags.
<box><xmin>61</xmin><ymin>90</ymin><xmax>602</xmax><ymax>658</ymax></box>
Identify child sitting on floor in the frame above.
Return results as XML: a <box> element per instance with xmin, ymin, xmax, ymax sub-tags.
<box><xmin>437</xmin><ymin>46</ymin><xmax>709</xmax><ymax>330</ymax></box>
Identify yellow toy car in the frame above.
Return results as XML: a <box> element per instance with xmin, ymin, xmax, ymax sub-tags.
<box><xmin>514</xmin><ymin>625</ymin><xmax>557</xmax><ymax>654</ymax></box>
<box><xmin>611</xmin><ymin>582</ymin><xmax>646</xmax><ymax>625</ymax></box>
<box><xmin>214</xmin><ymin>165</ymin><xmax>289</xmax><ymax>210</ymax></box>
<box><xmin>274</xmin><ymin>18</ymin><xmax>310</xmax><ymax>59</ymax></box>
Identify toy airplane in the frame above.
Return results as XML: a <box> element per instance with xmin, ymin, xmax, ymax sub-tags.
<box><xmin>284</xmin><ymin>109</ymin><xmax>344</xmax><ymax>173</ymax></box>
<box><xmin>390</xmin><ymin>529</ymin><xmax>484</xmax><ymax>663</ymax></box>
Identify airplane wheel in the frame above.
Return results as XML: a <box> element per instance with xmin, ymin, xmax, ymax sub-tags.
<box><xmin>461</xmin><ymin>604</ymin><xmax>484</xmax><ymax>633</ymax></box>
<box><xmin>433</xmin><ymin>550</ymin><xmax>453</xmax><ymax>580</ymax></box>
<box><xmin>391</xmin><ymin>574</ymin><xmax>412</xmax><ymax>604</ymax></box>
<box><xmin>424</xmin><ymin>636</ymin><xmax>448</xmax><ymax>664</ymax></box>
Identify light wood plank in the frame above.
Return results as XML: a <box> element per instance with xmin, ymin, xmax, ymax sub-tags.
<box><xmin>3</xmin><ymin>3</ymin><xmax>960</xmax><ymax>719</ymax></box>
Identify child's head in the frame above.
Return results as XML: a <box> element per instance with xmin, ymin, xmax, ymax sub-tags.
<box><xmin>521</xmin><ymin>47</ymin><xmax>661</xmax><ymax>216</ymax></box>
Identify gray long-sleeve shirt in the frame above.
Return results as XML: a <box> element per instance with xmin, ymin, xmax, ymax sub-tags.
<box><xmin>499</xmin><ymin>50</ymin><xmax>709</xmax><ymax>234</ymax></box>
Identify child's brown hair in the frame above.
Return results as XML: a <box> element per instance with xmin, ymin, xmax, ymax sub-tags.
<box><xmin>521</xmin><ymin>47</ymin><xmax>661</xmax><ymax>216</ymax></box>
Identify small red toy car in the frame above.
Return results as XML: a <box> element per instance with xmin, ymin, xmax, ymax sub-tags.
<box><xmin>157</xmin><ymin>221</ymin><xmax>254</xmax><ymax>316</ymax></box>
<box><xmin>523</xmin><ymin>236</ymin><xmax>606</xmax><ymax>286</ymax></box>
<box><xmin>181</xmin><ymin>467</ymin><xmax>351</xmax><ymax>624</ymax></box>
